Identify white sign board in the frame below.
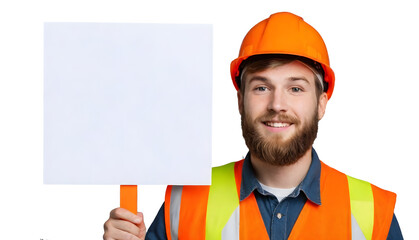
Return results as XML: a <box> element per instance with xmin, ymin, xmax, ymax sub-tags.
<box><xmin>44</xmin><ymin>23</ymin><xmax>212</xmax><ymax>185</ymax></box>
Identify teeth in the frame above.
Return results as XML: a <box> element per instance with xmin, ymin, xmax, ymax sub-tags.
<box><xmin>266</xmin><ymin>122</ymin><xmax>290</xmax><ymax>128</ymax></box>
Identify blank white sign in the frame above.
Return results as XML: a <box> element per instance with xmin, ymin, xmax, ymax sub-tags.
<box><xmin>44</xmin><ymin>23</ymin><xmax>212</xmax><ymax>185</ymax></box>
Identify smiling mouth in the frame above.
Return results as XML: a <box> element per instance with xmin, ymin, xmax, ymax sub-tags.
<box><xmin>263</xmin><ymin>122</ymin><xmax>292</xmax><ymax>128</ymax></box>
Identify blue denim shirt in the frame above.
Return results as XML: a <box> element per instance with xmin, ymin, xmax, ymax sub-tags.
<box><xmin>146</xmin><ymin>149</ymin><xmax>403</xmax><ymax>239</ymax></box>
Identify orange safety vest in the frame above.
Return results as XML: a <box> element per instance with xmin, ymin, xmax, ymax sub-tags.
<box><xmin>164</xmin><ymin>160</ymin><xmax>396</xmax><ymax>240</ymax></box>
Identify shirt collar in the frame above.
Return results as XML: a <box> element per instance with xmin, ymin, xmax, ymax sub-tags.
<box><xmin>239</xmin><ymin>148</ymin><xmax>322</xmax><ymax>206</ymax></box>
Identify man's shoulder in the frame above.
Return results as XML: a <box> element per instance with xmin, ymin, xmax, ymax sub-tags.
<box><xmin>167</xmin><ymin>160</ymin><xmax>244</xmax><ymax>195</ymax></box>
<box><xmin>212</xmin><ymin>159</ymin><xmax>244</xmax><ymax>169</ymax></box>
<box><xmin>320</xmin><ymin>160</ymin><xmax>396</xmax><ymax>196</ymax></box>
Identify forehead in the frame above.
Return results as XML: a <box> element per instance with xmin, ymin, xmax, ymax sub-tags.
<box><xmin>244</xmin><ymin>60</ymin><xmax>316</xmax><ymax>85</ymax></box>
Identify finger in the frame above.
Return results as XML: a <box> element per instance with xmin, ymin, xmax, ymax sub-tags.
<box><xmin>104</xmin><ymin>226</ymin><xmax>142</xmax><ymax>240</ymax></box>
<box><xmin>111</xmin><ymin>219</ymin><xmax>143</xmax><ymax>238</ymax></box>
<box><xmin>136</xmin><ymin>212</ymin><xmax>147</xmax><ymax>237</ymax></box>
<box><xmin>136</xmin><ymin>212</ymin><xmax>145</xmax><ymax>226</ymax></box>
<box><xmin>110</xmin><ymin>208</ymin><xmax>142</xmax><ymax>224</ymax></box>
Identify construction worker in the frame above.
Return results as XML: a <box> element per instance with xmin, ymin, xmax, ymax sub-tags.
<box><xmin>103</xmin><ymin>12</ymin><xmax>403</xmax><ymax>240</ymax></box>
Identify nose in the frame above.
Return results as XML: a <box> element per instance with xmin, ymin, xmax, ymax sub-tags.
<box><xmin>268</xmin><ymin>89</ymin><xmax>288</xmax><ymax>113</ymax></box>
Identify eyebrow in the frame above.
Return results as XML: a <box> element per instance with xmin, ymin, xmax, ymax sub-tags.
<box><xmin>247</xmin><ymin>76</ymin><xmax>311</xmax><ymax>85</ymax></box>
<box><xmin>248</xmin><ymin>76</ymin><xmax>269</xmax><ymax>84</ymax></box>
<box><xmin>288</xmin><ymin>76</ymin><xmax>311</xmax><ymax>85</ymax></box>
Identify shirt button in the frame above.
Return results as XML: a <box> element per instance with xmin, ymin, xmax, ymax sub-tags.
<box><xmin>277</xmin><ymin>213</ymin><xmax>282</xmax><ymax>219</ymax></box>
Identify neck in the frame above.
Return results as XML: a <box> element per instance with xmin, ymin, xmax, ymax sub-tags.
<box><xmin>250</xmin><ymin>148</ymin><xmax>312</xmax><ymax>188</ymax></box>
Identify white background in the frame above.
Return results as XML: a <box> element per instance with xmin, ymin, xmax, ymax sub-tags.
<box><xmin>0</xmin><ymin>0</ymin><xmax>417</xmax><ymax>239</ymax></box>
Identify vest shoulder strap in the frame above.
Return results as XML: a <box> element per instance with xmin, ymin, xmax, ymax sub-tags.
<box><xmin>347</xmin><ymin>169</ymin><xmax>397</xmax><ymax>240</ymax></box>
<box><xmin>289</xmin><ymin>161</ymin><xmax>396</xmax><ymax>240</ymax></box>
<box><xmin>206</xmin><ymin>162</ymin><xmax>240</xmax><ymax>239</ymax></box>
<box><xmin>347</xmin><ymin>175</ymin><xmax>374</xmax><ymax>239</ymax></box>
<box><xmin>164</xmin><ymin>161</ymin><xmax>242</xmax><ymax>240</ymax></box>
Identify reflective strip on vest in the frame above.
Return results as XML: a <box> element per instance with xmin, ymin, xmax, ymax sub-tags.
<box><xmin>221</xmin><ymin>206</ymin><xmax>240</xmax><ymax>239</ymax></box>
<box><xmin>347</xmin><ymin>176</ymin><xmax>374</xmax><ymax>240</ymax></box>
<box><xmin>169</xmin><ymin>186</ymin><xmax>183</xmax><ymax>240</ymax></box>
<box><xmin>205</xmin><ymin>162</ymin><xmax>239</xmax><ymax>240</ymax></box>
<box><xmin>352</xmin><ymin>214</ymin><xmax>367</xmax><ymax>240</ymax></box>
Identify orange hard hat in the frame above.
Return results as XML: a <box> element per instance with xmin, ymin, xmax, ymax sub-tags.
<box><xmin>230</xmin><ymin>12</ymin><xmax>335</xmax><ymax>99</ymax></box>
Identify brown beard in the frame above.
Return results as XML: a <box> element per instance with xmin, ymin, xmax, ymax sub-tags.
<box><xmin>241</xmin><ymin>109</ymin><xmax>319</xmax><ymax>166</ymax></box>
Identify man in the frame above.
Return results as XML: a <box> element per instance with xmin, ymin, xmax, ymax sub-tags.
<box><xmin>104</xmin><ymin>12</ymin><xmax>403</xmax><ymax>239</ymax></box>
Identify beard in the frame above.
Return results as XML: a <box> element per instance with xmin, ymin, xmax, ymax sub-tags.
<box><xmin>241</xmin><ymin>108</ymin><xmax>319</xmax><ymax>166</ymax></box>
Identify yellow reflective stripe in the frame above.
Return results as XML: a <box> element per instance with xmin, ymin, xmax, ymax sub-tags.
<box><xmin>206</xmin><ymin>162</ymin><xmax>240</xmax><ymax>240</ymax></box>
<box><xmin>347</xmin><ymin>176</ymin><xmax>374</xmax><ymax>240</ymax></box>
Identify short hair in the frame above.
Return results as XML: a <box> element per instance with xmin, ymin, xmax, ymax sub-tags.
<box><xmin>238</xmin><ymin>54</ymin><xmax>327</xmax><ymax>99</ymax></box>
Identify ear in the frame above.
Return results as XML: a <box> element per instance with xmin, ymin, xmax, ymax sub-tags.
<box><xmin>237</xmin><ymin>90</ymin><xmax>244</xmax><ymax>115</ymax></box>
<box><xmin>317</xmin><ymin>92</ymin><xmax>328</xmax><ymax>120</ymax></box>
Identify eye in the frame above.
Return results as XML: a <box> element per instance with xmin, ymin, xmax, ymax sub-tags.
<box><xmin>291</xmin><ymin>87</ymin><xmax>303</xmax><ymax>92</ymax></box>
<box><xmin>255</xmin><ymin>86</ymin><xmax>268</xmax><ymax>92</ymax></box>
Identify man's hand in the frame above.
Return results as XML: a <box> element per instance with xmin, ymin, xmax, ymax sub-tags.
<box><xmin>103</xmin><ymin>208</ymin><xmax>146</xmax><ymax>240</ymax></box>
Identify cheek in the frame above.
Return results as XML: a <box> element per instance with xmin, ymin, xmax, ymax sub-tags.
<box><xmin>292</xmin><ymin>100</ymin><xmax>317</xmax><ymax>122</ymax></box>
<box><xmin>244</xmin><ymin>96</ymin><xmax>267</xmax><ymax>117</ymax></box>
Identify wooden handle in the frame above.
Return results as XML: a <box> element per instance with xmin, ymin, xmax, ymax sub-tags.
<box><xmin>120</xmin><ymin>185</ymin><xmax>137</xmax><ymax>214</ymax></box>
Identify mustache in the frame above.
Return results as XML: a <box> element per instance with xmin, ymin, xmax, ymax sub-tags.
<box><xmin>257</xmin><ymin>111</ymin><xmax>300</xmax><ymax>124</ymax></box>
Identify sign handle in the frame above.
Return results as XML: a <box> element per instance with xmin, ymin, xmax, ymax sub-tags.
<box><xmin>120</xmin><ymin>185</ymin><xmax>137</xmax><ymax>214</ymax></box>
